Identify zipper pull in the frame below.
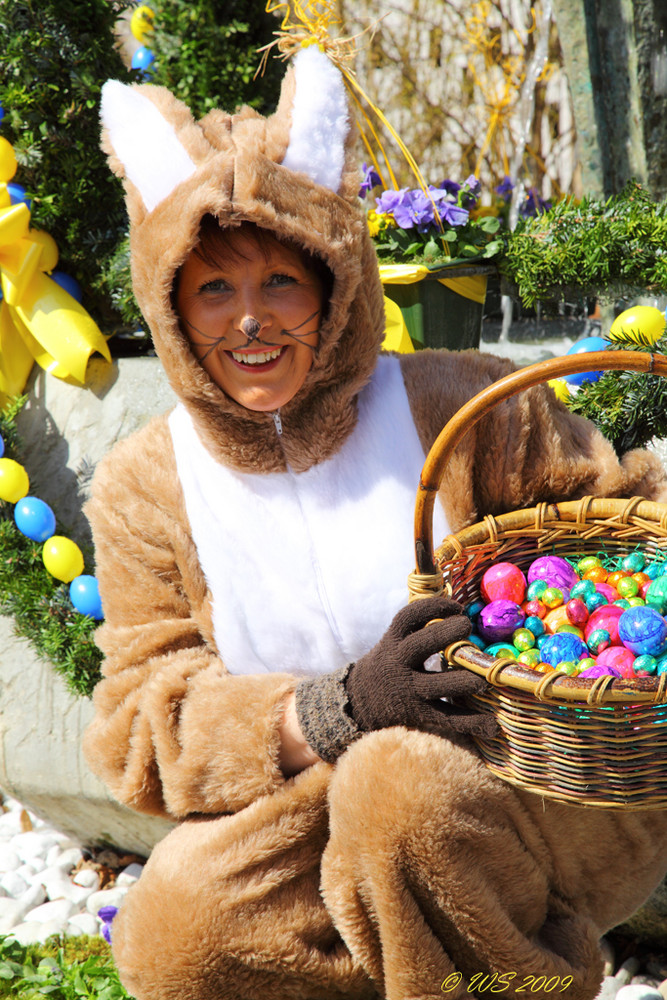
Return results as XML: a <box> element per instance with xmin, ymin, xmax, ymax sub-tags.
<box><xmin>272</xmin><ymin>410</ymin><xmax>283</xmax><ymax>436</ymax></box>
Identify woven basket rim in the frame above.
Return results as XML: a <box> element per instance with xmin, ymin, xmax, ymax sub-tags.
<box><xmin>436</xmin><ymin>495</ymin><xmax>667</xmax><ymax>706</ymax></box>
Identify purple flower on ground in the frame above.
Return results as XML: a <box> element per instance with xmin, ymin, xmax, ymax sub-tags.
<box><xmin>495</xmin><ymin>175</ymin><xmax>514</xmax><ymax>202</ymax></box>
<box><xmin>98</xmin><ymin>904</ymin><xmax>119</xmax><ymax>943</ymax></box>
<box><xmin>358</xmin><ymin>162</ymin><xmax>382</xmax><ymax>197</ymax></box>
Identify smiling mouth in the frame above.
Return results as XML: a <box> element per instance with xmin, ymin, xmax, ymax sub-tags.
<box><xmin>228</xmin><ymin>346</ymin><xmax>286</xmax><ymax>368</ymax></box>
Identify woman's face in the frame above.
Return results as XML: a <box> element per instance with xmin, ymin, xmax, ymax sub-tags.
<box><xmin>176</xmin><ymin>227</ymin><xmax>324</xmax><ymax>412</ymax></box>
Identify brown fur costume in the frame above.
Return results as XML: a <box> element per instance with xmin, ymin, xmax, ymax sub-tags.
<box><xmin>85</xmin><ymin>48</ymin><xmax>667</xmax><ymax>1000</ymax></box>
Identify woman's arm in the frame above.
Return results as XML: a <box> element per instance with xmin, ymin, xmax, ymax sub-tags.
<box><xmin>83</xmin><ymin>417</ymin><xmax>312</xmax><ymax>819</ymax></box>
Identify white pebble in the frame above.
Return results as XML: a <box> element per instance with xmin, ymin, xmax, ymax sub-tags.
<box><xmin>43</xmin><ymin>877</ymin><xmax>93</xmax><ymax>906</ymax></box>
<box><xmin>25</xmin><ymin>897</ymin><xmax>77</xmax><ymax>925</ymax></box>
<box><xmin>9</xmin><ymin>920</ymin><xmax>45</xmax><ymax>945</ymax></box>
<box><xmin>0</xmin><ymin>845</ymin><xmax>21</xmax><ymax>873</ymax></box>
<box><xmin>72</xmin><ymin>868</ymin><xmax>100</xmax><ymax>890</ymax></box>
<box><xmin>116</xmin><ymin>862</ymin><xmax>144</xmax><ymax>886</ymax></box>
<box><xmin>11</xmin><ymin>831</ymin><xmax>58</xmax><ymax>863</ymax></box>
<box><xmin>12</xmin><ymin>917</ymin><xmax>65</xmax><ymax>945</ymax></box>
<box><xmin>616</xmin><ymin>988</ymin><xmax>663</xmax><ymax>1000</ymax></box>
<box><xmin>17</xmin><ymin>882</ymin><xmax>47</xmax><ymax>913</ymax></box>
<box><xmin>66</xmin><ymin>911</ymin><xmax>100</xmax><ymax>937</ymax></box>
<box><xmin>86</xmin><ymin>885</ymin><xmax>128</xmax><ymax>916</ymax></box>
<box><xmin>16</xmin><ymin>862</ymin><xmax>38</xmax><ymax>880</ymax></box>
<box><xmin>0</xmin><ymin>897</ymin><xmax>30</xmax><ymax>934</ymax></box>
<box><xmin>0</xmin><ymin>870</ymin><xmax>29</xmax><ymax>899</ymax></box>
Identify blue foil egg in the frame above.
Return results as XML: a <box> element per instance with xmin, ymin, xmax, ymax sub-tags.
<box><xmin>540</xmin><ymin>632</ymin><xmax>587</xmax><ymax>668</ymax></box>
<box><xmin>618</xmin><ymin>606</ymin><xmax>667</xmax><ymax>656</ymax></box>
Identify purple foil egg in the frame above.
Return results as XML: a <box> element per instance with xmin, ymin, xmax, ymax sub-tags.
<box><xmin>479</xmin><ymin>600</ymin><xmax>525</xmax><ymax>642</ymax></box>
<box><xmin>527</xmin><ymin>556</ymin><xmax>578</xmax><ymax>602</ymax></box>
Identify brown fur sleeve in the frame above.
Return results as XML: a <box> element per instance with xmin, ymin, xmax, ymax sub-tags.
<box><xmin>399</xmin><ymin>349</ymin><xmax>667</xmax><ymax>532</ymax></box>
<box><xmin>82</xmin><ymin>416</ymin><xmax>296</xmax><ymax>820</ymax></box>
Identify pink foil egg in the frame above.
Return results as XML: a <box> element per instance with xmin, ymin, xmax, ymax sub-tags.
<box><xmin>594</xmin><ymin>645</ymin><xmax>636</xmax><ymax>678</ymax></box>
<box><xmin>480</xmin><ymin>562</ymin><xmax>527</xmax><ymax>604</ymax></box>
<box><xmin>527</xmin><ymin>556</ymin><xmax>578</xmax><ymax>602</ymax></box>
<box><xmin>595</xmin><ymin>582</ymin><xmax>619</xmax><ymax>603</ymax></box>
<box><xmin>584</xmin><ymin>604</ymin><xmax>624</xmax><ymax>646</ymax></box>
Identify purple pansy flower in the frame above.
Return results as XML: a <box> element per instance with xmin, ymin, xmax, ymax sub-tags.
<box><xmin>358</xmin><ymin>162</ymin><xmax>382</xmax><ymax>197</ymax></box>
<box><xmin>376</xmin><ymin>188</ymin><xmax>436</xmax><ymax>229</ymax></box>
<box><xmin>495</xmin><ymin>175</ymin><xmax>514</xmax><ymax>202</ymax></box>
<box><xmin>98</xmin><ymin>904</ymin><xmax>119</xmax><ymax>943</ymax></box>
<box><xmin>463</xmin><ymin>174</ymin><xmax>481</xmax><ymax>199</ymax></box>
<box><xmin>520</xmin><ymin>187</ymin><xmax>552</xmax><ymax>217</ymax></box>
<box><xmin>440</xmin><ymin>201</ymin><xmax>470</xmax><ymax>226</ymax></box>
<box><xmin>438</xmin><ymin>179</ymin><xmax>461</xmax><ymax>197</ymax></box>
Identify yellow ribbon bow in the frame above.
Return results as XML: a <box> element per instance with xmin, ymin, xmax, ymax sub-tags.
<box><xmin>0</xmin><ymin>142</ymin><xmax>111</xmax><ymax>407</ymax></box>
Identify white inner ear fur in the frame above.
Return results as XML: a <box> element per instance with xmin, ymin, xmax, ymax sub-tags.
<box><xmin>101</xmin><ymin>81</ymin><xmax>197</xmax><ymax>213</ymax></box>
<box><xmin>281</xmin><ymin>47</ymin><xmax>350</xmax><ymax>193</ymax></box>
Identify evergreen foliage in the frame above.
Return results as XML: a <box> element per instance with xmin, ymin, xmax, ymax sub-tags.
<box><xmin>0</xmin><ymin>933</ymin><xmax>133</xmax><ymax>999</ymax></box>
<box><xmin>0</xmin><ymin>1</ymin><xmax>138</xmax><ymax>331</ymax></box>
<box><xmin>499</xmin><ymin>182</ymin><xmax>667</xmax><ymax>308</ymax></box>
<box><xmin>149</xmin><ymin>0</ymin><xmax>283</xmax><ymax>119</ymax></box>
<box><xmin>0</xmin><ymin>403</ymin><xmax>102</xmax><ymax>699</ymax></box>
<box><xmin>566</xmin><ymin>330</ymin><xmax>667</xmax><ymax>456</ymax></box>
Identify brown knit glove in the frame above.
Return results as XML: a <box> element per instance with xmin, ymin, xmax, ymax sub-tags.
<box><xmin>295</xmin><ymin>595</ymin><xmax>497</xmax><ymax>763</ymax></box>
<box><xmin>346</xmin><ymin>595</ymin><xmax>495</xmax><ymax>739</ymax></box>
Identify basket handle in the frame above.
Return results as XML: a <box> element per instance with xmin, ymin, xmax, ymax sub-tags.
<box><xmin>412</xmin><ymin>349</ymin><xmax>667</xmax><ymax>580</ymax></box>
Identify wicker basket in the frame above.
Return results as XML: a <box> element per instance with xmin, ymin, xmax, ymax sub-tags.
<box><xmin>407</xmin><ymin>349</ymin><xmax>667</xmax><ymax>810</ymax></box>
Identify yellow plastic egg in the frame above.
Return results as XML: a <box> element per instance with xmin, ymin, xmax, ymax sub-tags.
<box><xmin>0</xmin><ymin>137</ymin><xmax>17</xmax><ymax>183</ymax></box>
<box><xmin>0</xmin><ymin>458</ymin><xmax>29</xmax><ymax>502</ymax></box>
<box><xmin>28</xmin><ymin>229</ymin><xmax>59</xmax><ymax>272</ymax></box>
<box><xmin>609</xmin><ymin>306</ymin><xmax>666</xmax><ymax>345</ymax></box>
<box><xmin>548</xmin><ymin>378</ymin><xmax>570</xmax><ymax>402</ymax></box>
<box><xmin>42</xmin><ymin>536</ymin><xmax>84</xmax><ymax>583</ymax></box>
<box><xmin>130</xmin><ymin>5</ymin><xmax>155</xmax><ymax>43</ymax></box>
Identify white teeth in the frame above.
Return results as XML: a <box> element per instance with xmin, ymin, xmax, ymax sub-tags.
<box><xmin>231</xmin><ymin>347</ymin><xmax>284</xmax><ymax>365</ymax></box>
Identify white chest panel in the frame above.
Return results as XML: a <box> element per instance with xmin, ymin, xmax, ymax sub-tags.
<box><xmin>168</xmin><ymin>355</ymin><xmax>449</xmax><ymax>675</ymax></box>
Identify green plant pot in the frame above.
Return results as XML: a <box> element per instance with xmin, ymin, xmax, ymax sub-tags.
<box><xmin>382</xmin><ymin>265</ymin><xmax>494</xmax><ymax>351</ymax></box>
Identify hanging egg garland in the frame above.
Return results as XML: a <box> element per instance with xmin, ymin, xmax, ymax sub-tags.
<box><xmin>0</xmin><ymin>431</ymin><xmax>103</xmax><ymax>620</ymax></box>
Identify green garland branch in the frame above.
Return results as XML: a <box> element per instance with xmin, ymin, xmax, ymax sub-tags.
<box><xmin>565</xmin><ymin>331</ymin><xmax>667</xmax><ymax>456</ymax></box>
<box><xmin>499</xmin><ymin>181</ymin><xmax>667</xmax><ymax>308</ymax></box>
<box><xmin>0</xmin><ymin>401</ymin><xmax>102</xmax><ymax>698</ymax></box>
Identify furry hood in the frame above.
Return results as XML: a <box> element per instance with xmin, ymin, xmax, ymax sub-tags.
<box><xmin>101</xmin><ymin>48</ymin><xmax>386</xmax><ymax>473</ymax></box>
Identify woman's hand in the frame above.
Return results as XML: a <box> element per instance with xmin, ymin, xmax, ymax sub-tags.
<box><xmin>345</xmin><ymin>595</ymin><xmax>496</xmax><ymax>739</ymax></box>
<box><xmin>279</xmin><ymin>692</ymin><xmax>322</xmax><ymax>776</ymax></box>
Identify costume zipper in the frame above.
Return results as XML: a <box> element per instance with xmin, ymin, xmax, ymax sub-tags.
<box><xmin>269</xmin><ymin>405</ymin><xmax>347</xmax><ymax>656</ymax></box>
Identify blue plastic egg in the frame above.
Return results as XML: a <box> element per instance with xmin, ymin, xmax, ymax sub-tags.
<box><xmin>0</xmin><ymin>433</ymin><xmax>4</xmax><ymax>458</ymax></box>
<box><xmin>563</xmin><ymin>337</ymin><xmax>608</xmax><ymax>385</ymax></box>
<box><xmin>131</xmin><ymin>45</ymin><xmax>156</xmax><ymax>77</ymax></box>
<box><xmin>13</xmin><ymin>496</ymin><xmax>56</xmax><ymax>542</ymax></box>
<box><xmin>7</xmin><ymin>182</ymin><xmax>31</xmax><ymax>210</ymax></box>
<box><xmin>618</xmin><ymin>606</ymin><xmax>667</xmax><ymax>656</ymax></box>
<box><xmin>50</xmin><ymin>271</ymin><xmax>82</xmax><ymax>302</ymax></box>
<box><xmin>69</xmin><ymin>575</ymin><xmax>104</xmax><ymax>620</ymax></box>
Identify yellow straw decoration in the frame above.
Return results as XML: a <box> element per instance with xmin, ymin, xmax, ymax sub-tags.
<box><xmin>258</xmin><ymin>1</ymin><xmax>443</xmax><ymax>226</ymax></box>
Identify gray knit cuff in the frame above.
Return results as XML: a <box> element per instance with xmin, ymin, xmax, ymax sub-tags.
<box><xmin>295</xmin><ymin>664</ymin><xmax>363</xmax><ymax>763</ymax></box>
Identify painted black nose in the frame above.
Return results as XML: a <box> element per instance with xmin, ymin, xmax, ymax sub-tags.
<box><xmin>241</xmin><ymin>317</ymin><xmax>261</xmax><ymax>340</ymax></box>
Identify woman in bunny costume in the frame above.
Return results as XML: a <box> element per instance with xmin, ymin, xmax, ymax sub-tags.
<box><xmin>84</xmin><ymin>45</ymin><xmax>667</xmax><ymax>1000</ymax></box>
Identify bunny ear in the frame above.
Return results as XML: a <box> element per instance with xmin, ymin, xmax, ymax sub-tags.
<box><xmin>100</xmin><ymin>81</ymin><xmax>197</xmax><ymax>213</ymax></box>
<box><xmin>281</xmin><ymin>47</ymin><xmax>351</xmax><ymax>193</ymax></box>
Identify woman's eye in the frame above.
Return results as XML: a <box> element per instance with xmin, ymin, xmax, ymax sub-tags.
<box><xmin>268</xmin><ymin>272</ymin><xmax>296</xmax><ymax>287</ymax></box>
<box><xmin>200</xmin><ymin>278</ymin><xmax>231</xmax><ymax>293</ymax></box>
